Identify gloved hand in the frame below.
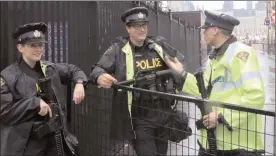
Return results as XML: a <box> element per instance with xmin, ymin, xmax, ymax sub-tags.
<box><xmin>164</xmin><ymin>56</ymin><xmax>187</xmax><ymax>90</ymax></box>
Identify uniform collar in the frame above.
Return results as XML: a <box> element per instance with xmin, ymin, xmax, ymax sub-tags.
<box><xmin>129</xmin><ymin>39</ymin><xmax>149</xmax><ymax>47</ymax></box>
<box><xmin>18</xmin><ymin>58</ymin><xmax>43</xmax><ymax>80</ymax></box>
<box><xmin>209</xmin><ymin>35</ymin><xmax>237</xmax><ymax>59</ymax></box>
<box><xmin>18</xmin><ymin>57</ymin><xmax>40</xmax><ymax>70</ymax></box>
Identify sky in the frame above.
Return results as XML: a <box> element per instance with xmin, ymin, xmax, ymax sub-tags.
<box><xmin>191</xmin><ymin>1</ymin><xmax>258</xmax><ymax>10</ymax></box>
<box><xmin>161</xmin><ymin>1</ymin><xmax>259</xmax><ymax>11</ymax></box>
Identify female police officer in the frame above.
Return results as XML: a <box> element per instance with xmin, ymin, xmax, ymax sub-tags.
<box><xmin>0</xmin><ymin>22</ymin><xmax>87</xmax><ymax>156</ymax></box>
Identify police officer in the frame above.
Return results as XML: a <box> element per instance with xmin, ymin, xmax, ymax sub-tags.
<box><xmin>165</xmin><ymin>10</ymin><xmax>265</xmax><ymax>156</ymax></box>
<box><xmin>90</xmin><ymin>7</ymin><xmax>190</xmax><ymax>156</ymax></box>
<box><xmin>0</xmin><ymin>22</ymin><xmax>88</xmax><ymax>155</ymax></box>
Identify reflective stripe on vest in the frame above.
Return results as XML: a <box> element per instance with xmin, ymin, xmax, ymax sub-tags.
<box><xmin>212</xmin><ymin>42</ymin><xmax>262</xmax><ymax>91</ymax></box>
<box><xmin>213</xmin><ymin>71</ymin><xmax>262</xmax><ymax>91</ymax></box>
<box><xmin>222</xmin><ymin>42</ymin><xmax>239</xmax><ymax>63</ymax></box>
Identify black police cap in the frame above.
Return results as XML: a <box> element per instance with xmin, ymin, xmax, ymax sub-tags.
<box><xmin>12</xmin><ymin>22</ymin><xmax>47</xmax><ymax>44</ymax></box>
<box><xmin>199</xmin><ymin>10</ymin><xmax>240</xmax><ymax>32</ymax></box>
<box><xmin>121</xmin><ymin>7</ymin><xmax>149</xmax><ymax>24</ymax></box>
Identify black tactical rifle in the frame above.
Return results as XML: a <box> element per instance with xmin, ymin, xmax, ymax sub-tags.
<box><xmin>114</xmin><ymin>69</ymin><xmax>172</xmax><ymax>86</ymax></box>
<box><xmin>194</xmin><ymin>71</ymin><xmax>217</xmax><ymax>155</ymax></box>
<box><xmin>194</xmin><ymin>71</ymin><xmax>232</xmax><ymax>156</ymax></box>
<box><xmin>35</xmin><ymin>77</ymin><xmax>65</xmax><ymax>156</ymax></box>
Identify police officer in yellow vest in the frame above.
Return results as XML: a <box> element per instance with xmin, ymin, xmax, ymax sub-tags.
<box><xmin>90</xmin><ymin>7</ymin><xmax>191</xmax><ymax>156</ymax></box>
<box><xmin>165</xmin><ymin>10</ymin><xmax>265</xmax><ymax>156</ymax></box>
<box><xmin>0</xmin><ymin>22</ymin><xmax>87</xmax><ymax>155</ymax></box>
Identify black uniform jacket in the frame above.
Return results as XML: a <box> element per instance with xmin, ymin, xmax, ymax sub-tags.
<box><xmin>90</xmin><ymin>36</ymin><xmax>181</xmax><ymax>141</ymax></box>
<box><xmin>0</xmin><ymin>60</ymin><xmax>87</xmax><ymax>155</ymax></box>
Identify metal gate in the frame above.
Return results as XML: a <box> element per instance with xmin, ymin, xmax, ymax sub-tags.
<box><xmin>1</xmin><ymin>1</ymin><xmax>202</xmax><ymax>155</ymax></box>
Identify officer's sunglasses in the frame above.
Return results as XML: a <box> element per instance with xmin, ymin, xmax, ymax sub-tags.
<box><xmin>25</xmin><ymin>43</ymin><xmax>45</xmax><ymax>48</ymax></box>
<box><xmin>128</xmin><ymin>23</ymin><xmax>148</xmax><ymax>30</ymax></box>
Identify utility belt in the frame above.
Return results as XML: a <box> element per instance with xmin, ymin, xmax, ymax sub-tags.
<box><xmin>32</xmin><ymin>115</ymin><xmax>62</xmax><ymax>139</ymax></box>
<box><xmin>133</xmin><ymin>76</ymin><xmax>175</xmax><ymax>101</ymax></box>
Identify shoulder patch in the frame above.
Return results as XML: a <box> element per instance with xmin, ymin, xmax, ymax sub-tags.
<box><xmin>0</xmin><ymin>77</ymin><xmax>5</xmax><ymax>87</ymax></box>
<box><xmin>236</xmin><ymin>51</ymin><xmax>249</xmax><ymax>61</ymax></box>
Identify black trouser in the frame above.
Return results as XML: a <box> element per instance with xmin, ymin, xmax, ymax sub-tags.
<box><xmin>198</xmin><ymin>140</ymin><xmax>264</xmax><ymax>156</ymax></box>
<box><xmin>132</xmin><ymin>118</ymin><xmax>168</xmax><ymax>156</ymax></box>
<box><xmin>23</xmin><ymin>134</ymin><xmax>64</xmax><ymax>156</ymax></box>
<box><xmin>24</xmin><ymin>124</ymin><xmax>69</xmax><ymax>156</ymax></box>
<box><xmin>23</xmin><ymin>120</ymin><xmax>68</xmax><ymax>156</ymax></box>
<box><xmin>131</xmin><ymin>99</ymin><xmax>172</xmax><ymax>156</ymax></box>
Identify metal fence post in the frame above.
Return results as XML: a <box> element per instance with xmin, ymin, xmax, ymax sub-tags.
<box><xmin>197</xmin><ymin>27</ymin><xmax>202</xmax><ymax>67</ymax></box>
<box><xmin>266</xmin><ymin>1</ymin><xmax>270</xmax><ymax>55</ymax></box>
<box><xmin>274</xmin><ymin>101</ymin><xmax>276</xmax><ymax>155</ymax></box>
<box><xmin>178</xmin><ymin>15</ymin><xmax>181</xmax><ymax>50</ymax></box>
<box><xmin>169</xmin><ymin>10</ymin><xmax>172</xmax><ymax>44</ymax></box>
<box><xmin>155</xmin><ymin>1</ymin><xmax>159</xmax><ymax>35</ymax></box>
<box><xmin>67</xmin><ymin>83</ymin><xmax>72</xmax><ymax>125</ymax></box>
<box><xmin>183</xmin><ymin>20</ymin><xmax>187</xmax><ymax>57</ymax></box>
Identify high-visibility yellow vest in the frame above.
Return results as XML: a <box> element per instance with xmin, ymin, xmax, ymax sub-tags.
<box><xmin>122</xmin><ymin>42</ymin><xmax>165</xmax><ymax>113</ymax></box>
<box><xmin>182</xmin><ymin>41</ymin><xmax>265</xmax><ymax>150</ymax></box>
<box><xmin>35</xmin><ymin>61</ymin><xmax>47</xmax><ymax>92</ymax></box>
